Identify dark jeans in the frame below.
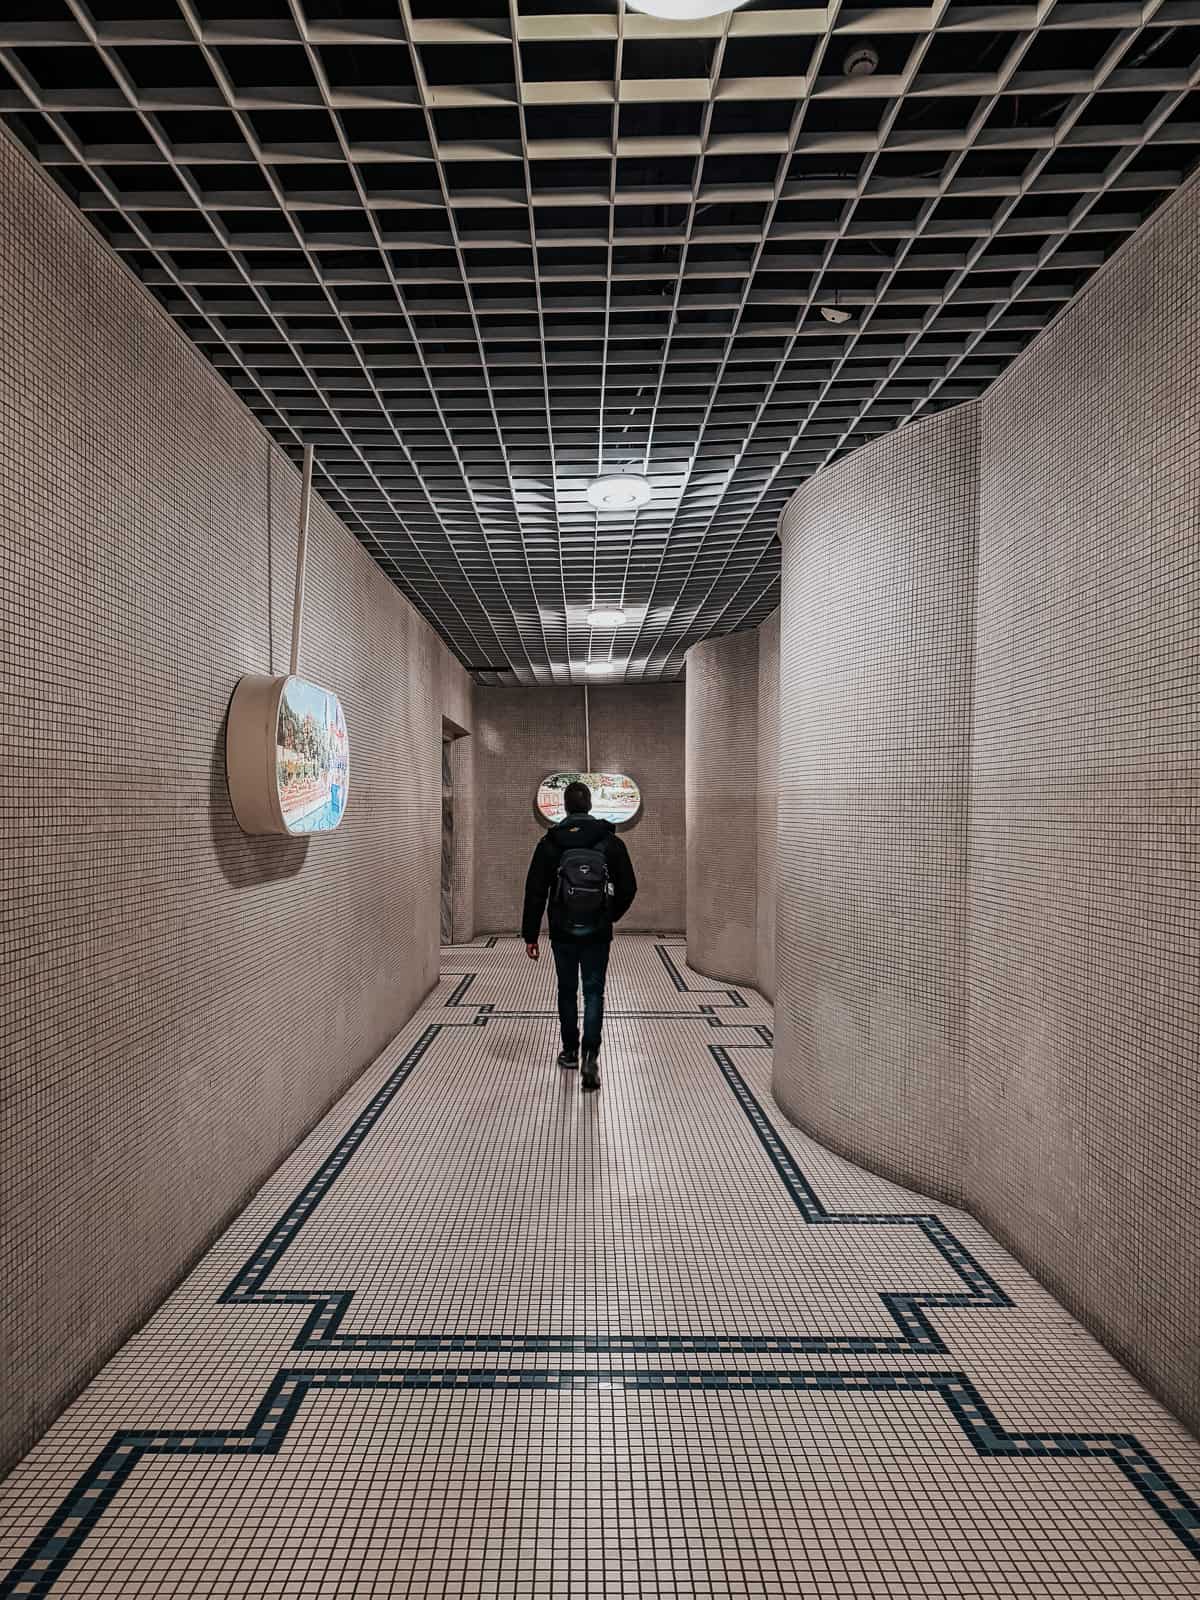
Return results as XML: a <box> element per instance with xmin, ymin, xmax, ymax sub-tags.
<box><xmin>551</xmin><ymin>938</ymin><xmax>611</xmax><ymax>1053</ymax></box>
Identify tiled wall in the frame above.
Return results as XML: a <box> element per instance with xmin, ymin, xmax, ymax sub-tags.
<box><xmin>584</xmin><ymin>687</ymin><xmax>685</xmax><ymax>936</ymax></box>
<box><xmin>775</xmin><ymin>408</ymin><xmax>977</xmax><ymax>1201</ymax></box>
<box><xmin>756</xmin><ymin>613</ymin><xmax>780</xmax><ymax>1001</ymax></box>
<box><xmin>685</xmin><ymin>631</ymin><xmax>761</xmax><ymax>985</ymax></box>
<box><xmin>683</xmin><ymin>622</ymin><xmax>780</xmax><ymax>994</ymax></box>
<box><xmin>683</xmin><ymin>618</ymin><xmax>780</xmax><ymax>996</ymax></box>
<box><xmin>472</xmin><ymin>685</ymin><xmax>686</xmax><ymax>935</ymax></box>
<box><xmin>0</xmin><ymin>133</ymin><xmax>473</xmax><ymax>1475</ymax></box>
<box><xmin>969</xmin><ymin>177</ymin><xmax>1199</xmax><ymax>1435</ymax></box>
<box><xmin>773</xmin><ymin>173</ymin><xmax>1199</xmax><ymax>1434</ymax></box>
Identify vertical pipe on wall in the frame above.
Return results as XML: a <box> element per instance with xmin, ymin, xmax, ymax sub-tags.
<box><xmin>584</xmin><ymin>683</ymin><xmax>592</xmax><ymax>771</ymax></box>
<box><xmin>289</xmin><ymin>445</ymin><xmax>314</xmax><ymax>678</ymax></box>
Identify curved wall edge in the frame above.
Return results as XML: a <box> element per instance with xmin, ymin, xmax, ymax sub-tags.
<box><xmin>774</xmin><ymin>404</ymin><xmax>978</xmax><ymax>1205</ymax></box>
<box><xmin>685</xmin><ymin>629</ymin><xmax>764</xmax><ymax>990</ymax></box>
<box><xmin>769</xmin><ymin>169</ymin><xmax>1200</xmax><ymax>1436</ymax></box>
<box><xmin>682</xmin><ymin>611</ymin><xmax>780</xmax><ymax>1000</ymax></box>
<box><xmin>754</xmin><ymin>612</ymin><xmax>780</xmax><ymax>1003</ymax></box>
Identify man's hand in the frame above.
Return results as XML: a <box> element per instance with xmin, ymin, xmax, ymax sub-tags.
<box><xmin>526</xmin><ymin>941</ymin><xmax>540</xmax><ymax>961</ymax></box>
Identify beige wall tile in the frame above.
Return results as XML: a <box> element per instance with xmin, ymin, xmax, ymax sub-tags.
<box><xmin>472</xmin><ymin>685</ymin><xmax>685</xmax><ymax>936</ymax></box>
<box><xmin>0</xmin><ymin>133</ymin><xmax>472</xmax><ymax>1476</ymax></box>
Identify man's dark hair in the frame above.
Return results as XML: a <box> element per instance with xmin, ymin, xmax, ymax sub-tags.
<box><xmin>563</xmin><ymin>781</ymin><xmax>592</xmax><ymax>815</ymax></box>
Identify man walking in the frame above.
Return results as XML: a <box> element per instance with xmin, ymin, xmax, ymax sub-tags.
<box><xmin>522</xmin><ymin>781</ymin><xmax>637</xmax><ymax>1091</ymax></box>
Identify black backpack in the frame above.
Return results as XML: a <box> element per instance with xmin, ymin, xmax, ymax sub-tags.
<box><xmin>554</xmin><ymin>837</ymin><xmax>612</xmax><ymax>935</ymax></box>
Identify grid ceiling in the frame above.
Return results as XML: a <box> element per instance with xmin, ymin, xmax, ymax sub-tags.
<box><xmin>3</xmin><ymin>1</ymin><xmax>1197</xmax><ymax>683</ymax></box>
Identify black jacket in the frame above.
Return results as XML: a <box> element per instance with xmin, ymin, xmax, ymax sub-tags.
<box><xmin>522</xmin><ymin>813</ymin><xmax>638</xmax><ymax>944</ymax></box>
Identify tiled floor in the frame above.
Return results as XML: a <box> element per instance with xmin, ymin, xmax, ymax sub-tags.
<box><xmin>2</xmin><ymin>937</ymin><xmax>1199</xmax><ymax>1598</ymax></box>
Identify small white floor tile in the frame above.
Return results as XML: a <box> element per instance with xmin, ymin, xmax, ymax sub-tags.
<box><xmin>1</xmin><ymin>937</ymin><xmax>1197</xmax><ymax>1597</ymax></box>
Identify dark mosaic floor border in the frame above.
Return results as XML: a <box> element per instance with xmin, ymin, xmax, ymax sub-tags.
<box><xmin>5</xmin><ymin>1368</ymin><xmax>1198</xmax><ymax>1596</ymax></box>
<box><xmin>3</xmin><ymin>946</ymin><xmax>1197</xmax><ymax>1595</ymax></box>
<box><xmin>221</xmin><ymin>955</ymin><xmax>1008</xmax><ymax>1359</ymax></box>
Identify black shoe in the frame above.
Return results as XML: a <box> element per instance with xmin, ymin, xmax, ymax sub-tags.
<box><xmin>581</xmin><ymin>1048</ymin><xmax>600</xmax><ymax>1091</ymax></box>
<box><xmin>557</xmin><ymin>1049</ymin><xmax>579</xmax><ymax>1070</ymax></box>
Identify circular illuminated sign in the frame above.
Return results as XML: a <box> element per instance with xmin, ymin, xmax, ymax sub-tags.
<box><xmin>536</xmin><ymin>772</ymin><xmax>641</xmax><ymax>828</ymax></box>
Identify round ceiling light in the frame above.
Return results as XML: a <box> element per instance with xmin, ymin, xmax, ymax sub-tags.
<box><xmin>587</xmin><ymin>607</ymin><xmax>628</xmax><ymax>628</ymax></box>
<box><xmin>585</xmin><ymin>660</ymin><xmax>616</xmax><ymax>675</ymax></box>
<box><xmin>586</xmin><ymin>473</ymin><xmax>652</xmax><ymax>511</ymax></box>
<box><xmin>626</xmin><ymin>0</ymin><xmax>750</xmax><ymax>17</ymax></box>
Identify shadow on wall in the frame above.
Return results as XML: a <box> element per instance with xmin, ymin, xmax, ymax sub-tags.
<box><xmin>208</xmin><ymin>700</ymin><xmax>309</xmax><ymax>887</ymax></box>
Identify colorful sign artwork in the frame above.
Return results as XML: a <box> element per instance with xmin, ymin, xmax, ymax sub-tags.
<box><xmin>536</xmin><ymin>771</ymin><xmax>641</xmax><ymax>828</ymax></box>
<box><xmin>276</xmin><ymin>677</ymin><xmax>349</xmax><ymax>834</ymax></box>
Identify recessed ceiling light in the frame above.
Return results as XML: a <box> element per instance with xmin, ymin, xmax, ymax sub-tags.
<box><xmin>586</xmin><ymin>474</ymin><xmax>652</xmax><ymax>511</ymax></box>
<box><xmin>626</xmin><ymin>0</ymin><xmax>749</xmax><ymax>17</ymax></box>
<box><xmin>587</xmin><ymin>607</ymin><xmax>628</xmax><ymax>628</ymax></box>
<box><xmin>585</xmin><ymin>660</ymin><xmax>616</xmax><ymax>675</ymax></box>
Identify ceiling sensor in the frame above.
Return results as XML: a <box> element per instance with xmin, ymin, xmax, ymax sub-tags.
<box><xmin>843</xmin><ymin>46</ymin><xmax>880</xmax><ymax>77</ymax></box>
<box><xmin>820</xmin><ymin>305</ymin><xmax>853</xmax><ymax>324</ymax></box>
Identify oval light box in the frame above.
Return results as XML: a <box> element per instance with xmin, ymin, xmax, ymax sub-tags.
<box><xmin>536</xmin><ymin>772</ymin><xmax>641</xmax><ymax>829</ymax></box>
<box><xmin>227</xmin><ymin>674</ymin><xmax>349</xmax><ymax>835</ymax></box>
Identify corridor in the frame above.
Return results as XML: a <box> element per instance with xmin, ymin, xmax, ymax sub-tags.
<box><xmin>1</xmin><ymin>938</ymin><xmax>1198</xmax><ymax>1599</ymax></box>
